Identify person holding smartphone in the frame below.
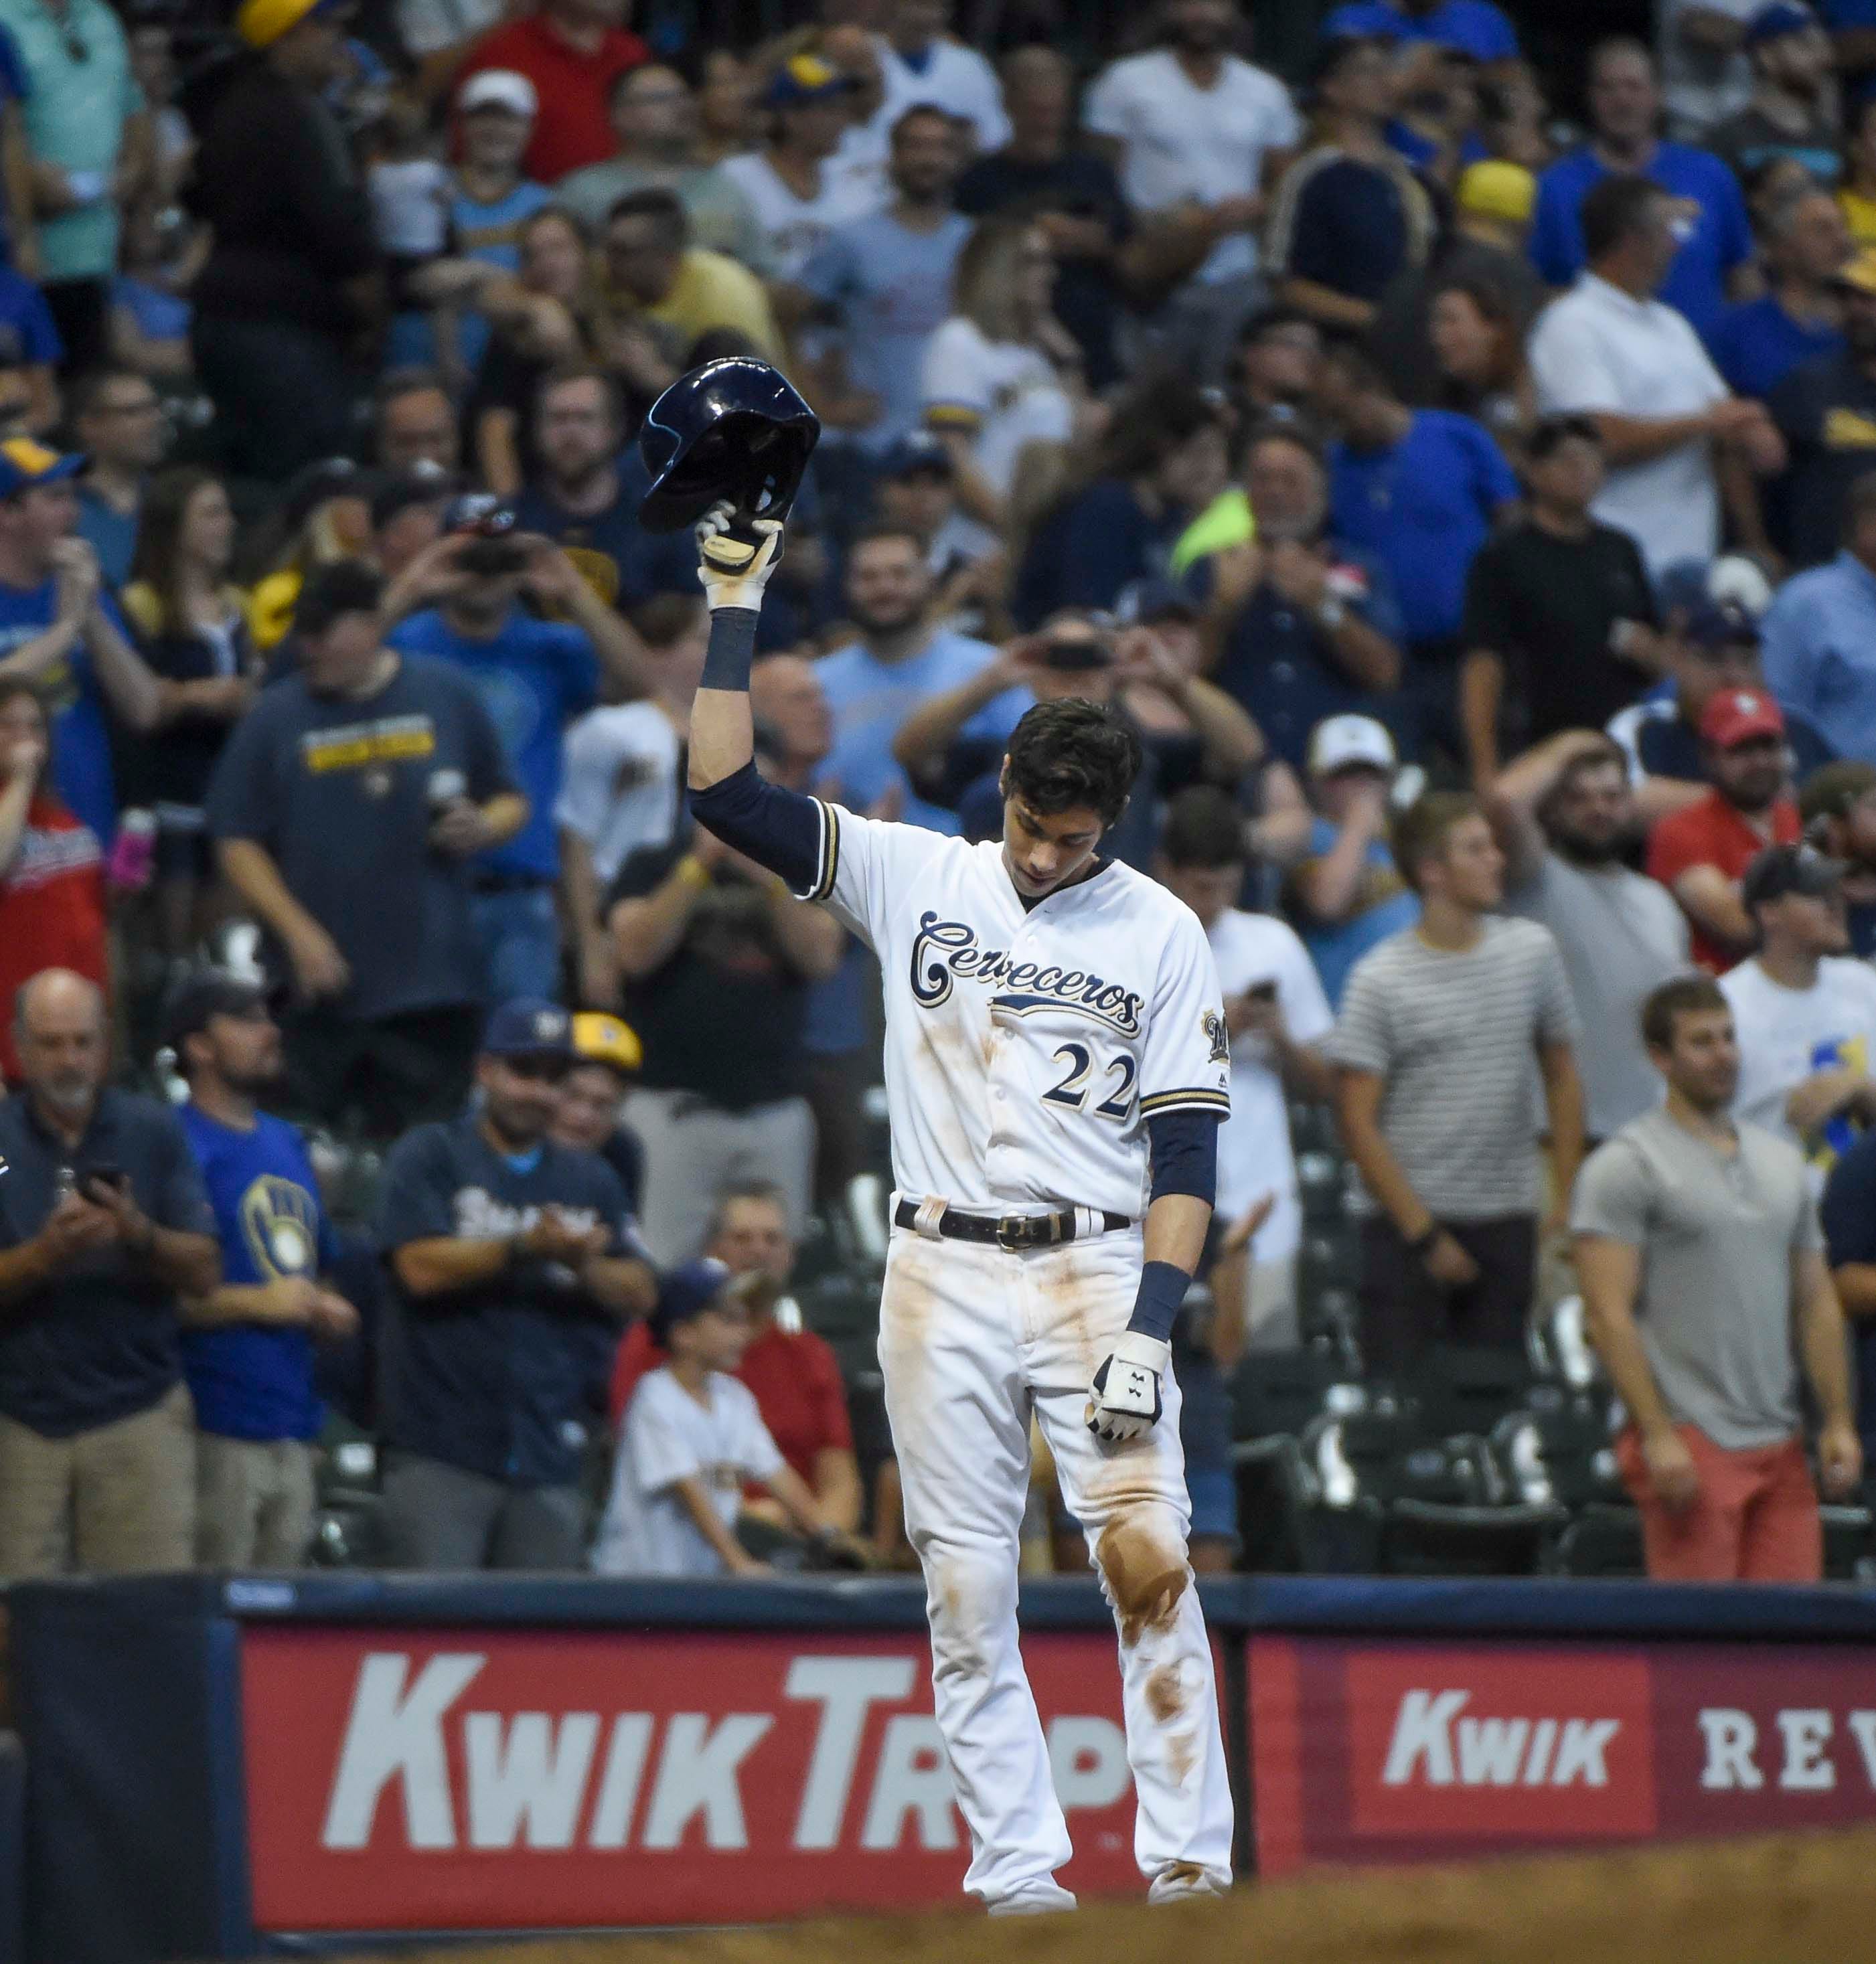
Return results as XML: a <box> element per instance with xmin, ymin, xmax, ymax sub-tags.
<box><xmin>0</xmin><ymin>967</ymin><xmax>220</xmax><ymax>1576</ymax></box>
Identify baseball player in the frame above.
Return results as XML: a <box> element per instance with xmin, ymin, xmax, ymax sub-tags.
<box><xmin>683</xmin><ymin>505</ymin><xmax>1235</xmax><ymax>1910</ymax></box>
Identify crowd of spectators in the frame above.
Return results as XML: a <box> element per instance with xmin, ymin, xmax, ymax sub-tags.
<box><xmin>1</xmin><ymin>0</ymin><xmax>1876</xmax><ymax>1585</ymax></box>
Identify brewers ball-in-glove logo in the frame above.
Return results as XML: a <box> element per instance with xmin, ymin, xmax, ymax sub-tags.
<box><xmin>1203</xmin><ymin>1008</ymin><xmax>1230</xmax><ymax>1065</ymax></box>
<box><xmin>240</xmin><ymin>1175</ymin><xmax>322</xmax><ymax>1279</ymax></box>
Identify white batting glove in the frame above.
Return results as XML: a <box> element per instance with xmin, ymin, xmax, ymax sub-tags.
<box><xmin>695</xmin><ymin>499</ymin><xmax>785</xmax><ymax>611</ymax></box>
<box><xmin>1085</xmin><ymin>1331</ymin><xmax>1169</xmax><ymax>1443</ymax></box>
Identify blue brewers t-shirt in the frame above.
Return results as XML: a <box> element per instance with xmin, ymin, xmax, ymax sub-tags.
<box><xmin>179</xmin><ymin>1103</ymin><xmax>339</xmax><ymax>1442</ymax></box>
<box><xmin>388</xmin><ymin>606</ymin><xmax>598</xmax><ymax>882</ymax></box>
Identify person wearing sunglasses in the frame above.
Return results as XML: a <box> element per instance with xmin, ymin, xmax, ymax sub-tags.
<box><xmin>376</xmin><ymin>995</ymin><xmax>656</xmax><ymax>1570</ymax></box>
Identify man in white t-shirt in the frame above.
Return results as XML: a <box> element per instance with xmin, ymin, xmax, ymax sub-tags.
<box><xmin>720</xmin><ymin>56</ymin><xmax>886</xmax><ymax>283</ymax></box>
<box><xmin>868</xmin><ymin>0</ymin><xmax>1010</xmax><ymax>157</ymax></box>
<box><xmin>1657</xmin><ymin>0</ymin><xmax>1758</xmax><ymax>139</ymax></box>
<box><xmin>1083</xmin><ymin>0</ymin><xmax>1300</xmax><ymax>291</ymax></box>
<box><xmin>1719</xmin><ymin>843</ymin><xmax>1876</xmax><ymax>1175</ymax></box>
<box><xmin>1529</xmin><ymin>173</ymin><xmax>1784</xmax><ymax>578</ymax></box>
<box><xmin>1158</xmin><ymin>787</ymin><xmax>1333</xmax><ymax>1350</ymax></box>
<box><xmin>593</xmin><ymin>1258</ymin><xmax>857</xmax><ymax>1576</ymax></box>
<box><xmin>556</xmin><ymin>595</ymin><xmax>702</xmax><ymax>1005</ymax></box>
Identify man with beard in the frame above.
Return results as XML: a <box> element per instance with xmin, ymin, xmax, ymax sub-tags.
<box><xmin>512</xmin><ymin>362</ymin><xmax>695</xmax><ymax>612</ymax></box>
<box><xmin>1575</xmin><ymin>971</ymin><xmax>1859</xmax><ymax>1581</ymax></box>
<box><xmin>386</xmin><ymin>493</ymin><xmax>641</xmax><ymax>999</ymax></box>
<box><xmin>1202</xmin><ymin>421</ymin><xmax>1404</xmax><ymax>771</ymax></box>
<box><xmin>1768</xmin><ymin>250</ymin><xmax>1876</xmax><ymax>567</ymax></box>
<box><xmin>167</xmin><ymin>971</ymin><xmax>359</xmax><ymax>1567</ymax></box>
<box><xmin>378</xmin><ymin>998</ymin><xmax>656</xmax><ymax>1569</ymax></box>
<box><xmin>1646</xmin><ymin>685</ymin><xmax>1802</xmax><ymax>969</ymax></box>
<box><xmin>1709</xmin><ymin>2</ymin><xmax>1843</xmax><ymax>187</ymax></box>
<box><xmin>815</xmin><ymin>523</ymin><xmax>1026</xmax><ymax>831</ymax></box>
<box><xmin>1490</xmin><ymin>731</ymin><xmax>1690</xmax><ymax>1145</ymax></box>
<box><xmin>0</xmin><ymin>968</ymin><xmax>219</xmax><ymax>1575</ymax></box>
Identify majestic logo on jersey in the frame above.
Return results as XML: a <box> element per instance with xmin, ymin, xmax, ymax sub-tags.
<box><xmin>909</xmin><ymin>912</ymin><xmax>1145</xmax><ymax>1036</ymax></box>
<box><xmin>1203</xmin><ymin>1009</ymin><xmax>1230</xmax><ymax>1066</ymax></box>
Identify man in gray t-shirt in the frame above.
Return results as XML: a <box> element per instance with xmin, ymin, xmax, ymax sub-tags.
<box><xmin>1491</xmin><ymin>731</ymin><xmax>1689</xmax><ymax>1141</ymax></box>
<box><xmin>1331</xmin><ymin>794</ymin><xmax>1584</xmax><ymax>1374</ymax></box>
<box><xmin>1572</xmin><ymin>973</ymin><xmax>1860</xmax><ymax>1582</ymax></box>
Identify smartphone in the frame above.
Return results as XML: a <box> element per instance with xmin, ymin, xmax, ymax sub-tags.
<box><xmin>80</xmin><ymin>1164</ymin><xmax>125</xmax><ymax>1202</ymax></box>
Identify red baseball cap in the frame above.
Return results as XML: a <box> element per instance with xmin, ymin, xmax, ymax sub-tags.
<box><xmin>1699</xmin><ymin>687</ymin><xmax>1786</xmax><ymax>749</ymax></box>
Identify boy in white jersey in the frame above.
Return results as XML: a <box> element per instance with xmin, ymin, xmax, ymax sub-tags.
<box><xmin>684</xmin><ymin>502</ymin><xmax>1235</xmax><ymax>1910</ymax></box>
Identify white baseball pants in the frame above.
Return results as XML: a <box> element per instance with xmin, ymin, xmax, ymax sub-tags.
<box><xmin>878</xmin><ymin>1217</ymin><xmax>1235</xmax><ymax>1910</ymax></box>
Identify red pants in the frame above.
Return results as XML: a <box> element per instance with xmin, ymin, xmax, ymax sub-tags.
<box><xmin>1616</xmin><ymin>1425</ymin><xmax>1821</xmax><ymax>1582</ymax></box>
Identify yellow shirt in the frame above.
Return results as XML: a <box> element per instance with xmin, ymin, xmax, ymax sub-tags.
<box><xmin>645</xmin><ymin>250</ymin><xmax>783</xmax><ymax>363</ymax></box>
<box><xmin>1841</xmin><ymin>188</ymin><xmax>1876</xmax><ymax>250</ymax></box>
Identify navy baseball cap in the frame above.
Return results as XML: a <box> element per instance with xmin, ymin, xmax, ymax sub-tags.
<box><xmin>0</xmin><ymin>436</ymin><xmax>82</xmax><ymax>501</ymax></box>
<box><xmin>1681</xmin><ymin>599</ymin><xmax>1761</xmax><ymax>652</ymax></box>
<box><xmin>649</xmin><ymin>1257</ymin><xmax>733</xmax><ymax>1344</ymax></box>
<box><xmin>160</xmin><ymin>969</ymin><xmax>268</xmax><ymax>1050</ymax></box>
<box><xmin>482</xmin><ymin>998</ymin><xmax>573</xmax><ymax>1059</ymax></box>
<box><xmin>1743</xmin><ymin>841</ymin><xmax>1843</xmax><ymax>909</ymax></box>
<box><xmin>1745</xmin><ymin>0</ymin><xmax>1818</xmax><ymax>46</ymax></box>
<box><xmin>763</xmin><ymin>52</ymin><xmax>859</xmax><ymax>108</ymax></box>
<box><xmin>878</xmin><ymin>430</ymin><xmax>955</xmax><ymax>480</ymax></box>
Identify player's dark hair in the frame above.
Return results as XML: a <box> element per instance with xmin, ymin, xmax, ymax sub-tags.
<box><xmin>1003</xmin><ymin>700</ymin><xmax>1140</xmax><ymax>828</ymax></box>
<box><xmin>1641</xmin><ymin>973</ymin><xmax>1727</xmax><ymax>1052</ymax></box>
<box><xmin>1580</xmin><ymin>173</ymin><xmax>1664</xmax><ymax>262</ymax></box>
<box><xmin>1160</xmin><ymin>785</ymin><xmax>1248</xmax><ymax>870</ymax></box>
<box><xmin>1390</xmin><ymin>790</ymin><xmax>1481</xmax><ymax>894</ymax></box>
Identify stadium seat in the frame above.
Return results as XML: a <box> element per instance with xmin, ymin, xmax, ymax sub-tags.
<box><xmin>1490</xmin><ymin>1403</ymin><xmax>1626</xmax><ymax>1511</ymax></box>
<box><xmin>1230</xmin><ymin>1344</ymin><xmax>1347</xmax><ymax>1442</ymax></box>
<box><xmin>1407</xmin><ymin>1343</ymin><xmax>1535</xmax><ymax>1442</ymax></box>
<box><xmin>1822</xmin><ymin>1503</ymin><xmax>1874</xmax><ymax>1581</ymax></box>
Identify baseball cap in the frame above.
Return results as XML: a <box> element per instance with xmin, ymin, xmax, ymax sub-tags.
<box><xmin>1308</xmin><ymin>713</ymin><xmax>1397</xmax><ymax>777</ymax></box>
<box><xmin>1119</xmin><ymin>576</ymin><xmax>1201</xmax><ymax>626</ymax></box>
<box><xmin>763</xmin><ymin>53</ymin><xmax>859</xmax><ymax>108</ymax></box>
<box><xmin>1745</xmin><ymin>0</ymin><xmax>1818</xmax><ymax>46</ymax></box>
<box><xmin>0</xmin><ymin>436</ymin><xmax>81</xmax><ymax>501</ymax></box>
<box><xmin>482</xmin><ymin>997</ymin><xmax>574</xmax><ymax>1059</ymax></box>
<box><xmin>281</xmin><ymin>455</ymin><xmax>372</xmax><ymax>533</ymax></box>
<box><xmin>458</xmin><ymin>69</ymin><xmax>538</xmax><ymax>117</ymax></box>
<box><xmin>1525</xmin><ymin>413</ymin><xmax>1601</xmax><ymax>461</ymax></box>
<box><xmin>1742</xmin><ymin>841</ymin><xmax>1843</xmax><ymax>910</ymax></box>
<box><xmin>1699</xmin><ymin>687</ymin><xmax>1786</xmax><ymax>748</ymax></box>
<box><xmin>1680</xmin><ymin>598</ymin><xmax>1762</xmax><ymax>653</ymax></box>
<box><xmin>1835</xmin><ymin>246</ymin><xmax>1876</xmax><ymax>297</ymax></box>
<box><xmin>160</xmin><ymin>969</ymin><xmax>268</xmax><ymax>1052</ymax></box>
<box><xmin>1456</xmin><ymin>160</ymin><xmax>1537</xmax><ymax>226</ymax></box>
<box><xmin>571</xmin><ymin>1010</ymin><xmax>643</xmax><ymax>1077</ymax></box>
<box><xmin>371</xmin><ymin>466</ymin><xmax>457</xmax><ymax>530</ymax></box>
<box><xmin>1800</xmin><ymin>759</ymin><xmax>1876</xmax><ymax>825</ymax></box>
<box><xmin>235</xmin><ymin>0</ymin><xmax>347</xmax><ymax>49</ymax></box>
<box><xmin>878</xmin><ymin>430</ymin><xmax>955</xmax><ymax>480</ymax></box>
<box><xmin>649</xmin><ymin>1257</ymin><xmax>733</xmax><ymax>1345</ymax></box>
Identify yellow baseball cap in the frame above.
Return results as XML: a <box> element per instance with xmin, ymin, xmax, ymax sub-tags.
<box><xmin>571</xmin><ymin>1012</ymin><xmax>643</xmax><ymax>1077</ymax></box>
<box><xmin>1457</xmin><ymin>161</ymin><xmax>1537</xmax><ymax>226</ymax></box>
<box><xmin>235</xmin><ymin>0</ymin><xmax>346</xmax><ymax>49</ymax></box>
<box><xmin>1835</xmin><ymin>246</ymin><xmax>1876</xmax><ymax>297</ymax></box>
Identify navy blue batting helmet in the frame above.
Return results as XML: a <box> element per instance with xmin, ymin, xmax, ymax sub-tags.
<box><xmin>637</xmin><ymin>357</ymin><xmax>821</xmax><ymax>535</ymax></box>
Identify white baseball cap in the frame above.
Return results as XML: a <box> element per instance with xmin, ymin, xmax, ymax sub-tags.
<box><xmin>458</xmin><ymin>69</ymin><xmax>538</xmax><ymax>118</ymax></box>
<box><xmin>1308</xmin><ymin>714</ymin><xmax>1397</xmax><ymax>777</ymax></box>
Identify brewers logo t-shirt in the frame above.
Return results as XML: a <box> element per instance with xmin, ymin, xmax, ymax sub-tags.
<box><xmin>205</xmin><ymin>655</ymin><xmax>515</xmax><ymax>1020</ymax></box>
<box><xmin>593</xmin><ymin>1364</ymin><xmax>784</xmax><ymax>1576</ymax></box>
<box><xmin>178</xmin><ymin>1102</ymin><xmax>339</xmax><ymax>1441</ymax></box>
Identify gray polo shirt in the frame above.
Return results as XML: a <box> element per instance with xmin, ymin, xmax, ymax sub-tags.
<box><xmin>1330</xmin><ymin>916</ymin><xmax>1579</xmax><ymax>1219</ymax></box>
<box><xmin>1571</xmin><ymin>1109</ymin><xmax>1820</xmax><ymax>1449</ymax></box>
<box><xmin>1505</xmin><ymin>851</ymin><xmax>1688</xmax><ymax>1141</ymax></box>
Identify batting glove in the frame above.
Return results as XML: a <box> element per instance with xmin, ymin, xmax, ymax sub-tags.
<box><xmin>1085</xmin><ymin>1331</ymin><xmax>1169</xmax><ymax>1443</ymax></box>
<box><xmin>696</xmin><ymin>499</ymin><xmax>785</xmax><ymax>611</ymax></box>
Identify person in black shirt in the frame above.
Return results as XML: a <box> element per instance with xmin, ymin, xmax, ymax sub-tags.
<box><xmin>185</xmin><ymin>0</ymin><xmax>379</xmax><ymax>481</ymax></box>
<box><xmin>1459</xmin><ymin>415</ymin><xmax>1660</xmax><ymax>787</ymax></box>
<box><xmin>1768</xmin><ymin>248</ymin><xmax>1876</xmax><ymax>567</ymax></box>
<box><xmin>378</xmin><ymin>997</ymin><xmax>655</xmax><ymax>1570</ymax></box>
<box><xmin>607</xmin><ymin>777</ymin><xmax>844</xmax><ymax>1264</ymax></box>
<box><xmin>955</xmin><ymin>48</ymin><xmax>1133</xmax><ymax>390</ymax></box>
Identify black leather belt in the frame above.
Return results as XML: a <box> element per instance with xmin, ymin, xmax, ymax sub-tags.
<box><xmin>893</xmin><ymin>1200</ymin><xmax>1132</xmax><ymax>1250</ymax></box>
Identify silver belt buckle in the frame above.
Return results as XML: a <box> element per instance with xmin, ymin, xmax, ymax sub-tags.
<box><xmin>996</xmin><ymin>1214</ymin><xmax>1025</xmax><ymax>1251</ymax></box>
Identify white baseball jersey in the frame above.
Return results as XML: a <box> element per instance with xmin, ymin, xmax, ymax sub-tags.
<box><xmin>802</xmin><ymin>803</ymin><xmax>1231</xmax><ymax>1219</ymax></box>
<box><xmin>591</xmin><ymin>1366</ymin><xmax>783</xmax><ymax>1578</ymax></box>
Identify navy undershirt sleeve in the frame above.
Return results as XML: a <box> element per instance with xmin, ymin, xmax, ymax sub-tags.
<box><xmin>1145</xmin><ymin>1107</ymin><xmax>1219</xmax><ymax>1209</ymax></box>
<box><xmin>688</xmin><ymin>761</ymin><xmax>822</xmax><ymax>894</ymax></box>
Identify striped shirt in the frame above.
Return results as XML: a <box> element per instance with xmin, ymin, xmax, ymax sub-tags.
<box><xmin>1329</xmin><ymin>916</ymin><xmax>1579</xmax><ymax>1220</ymax></box>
